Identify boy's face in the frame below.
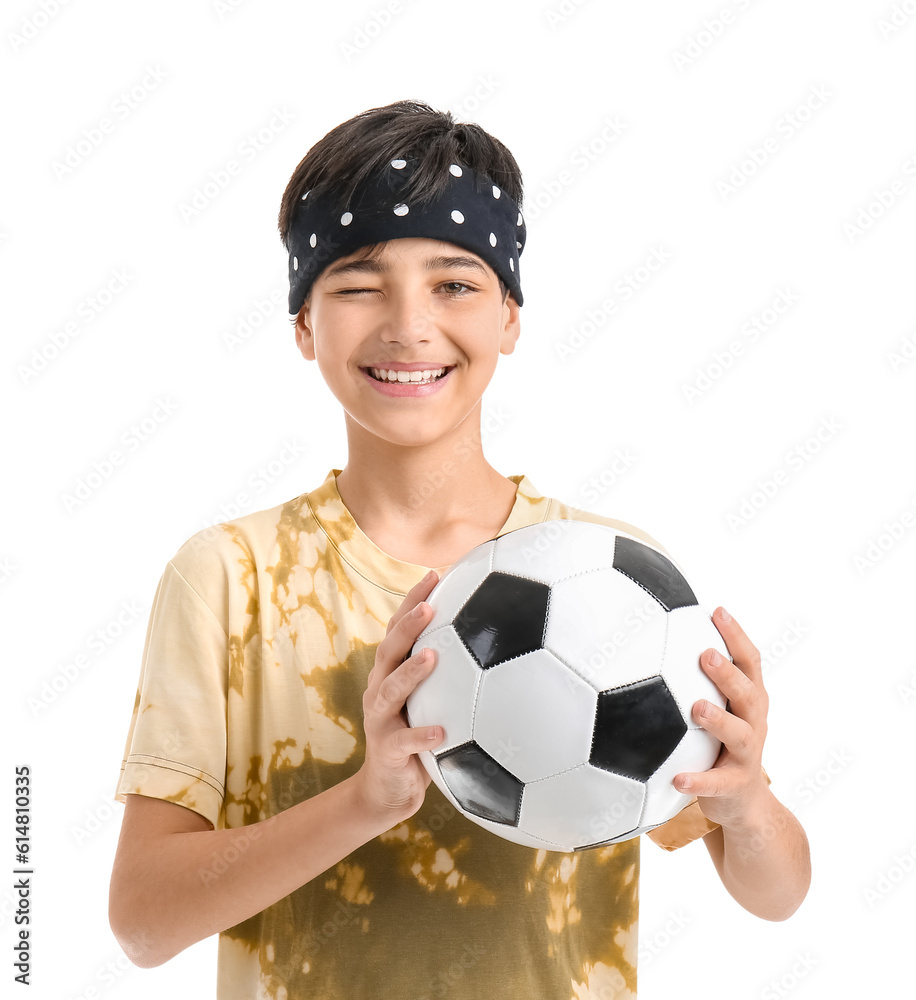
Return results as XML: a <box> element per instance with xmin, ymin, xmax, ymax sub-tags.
<box><xmin>294</xmin><ymin>236</ymin><xmax>520</xmax><ymax>450</ymax></box>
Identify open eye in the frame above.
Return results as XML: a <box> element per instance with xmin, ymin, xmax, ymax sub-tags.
<box><xmin>441</xmin><ymin>281</ymin><xmax>475</xmax><ymax>296</ymax></box>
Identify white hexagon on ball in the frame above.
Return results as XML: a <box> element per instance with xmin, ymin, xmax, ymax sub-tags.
<box><xmin>473</xmin><ymin>649</ymin><xmax>596</xmax><ymax>783</ymax></box>
<box><xmin>659</xmin><ymin>605</ymin><xmax>729</xmax><ymax>728</ymax></box>
<box><xmin>491</xmin><ymin>519</ymin><xmax>623</xmax><ymax>587</ymax></box>
<box><xmin>407</xmin><ymin>624</ymin><xmax>482</xmax><ymax>753</ymax></box>
<box><xmin>639</xmin><ymin>727</ymin><xmax>722</xmax><ymax>829</ymax></box>
<box><xmin>520</xmin><ymin>764</ymin><xmax>646</xmax><ymax>850</ymax></box>
<box><xmin>545</xmin><ymin>569</ymin><xmax>668</xmax><ymax>693</ymax></box>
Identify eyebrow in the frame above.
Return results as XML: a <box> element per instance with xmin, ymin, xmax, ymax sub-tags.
<box><xmin>322</xmin><ymin>254</ymin><xmax>490</xmax><ymax>282</ymax></box>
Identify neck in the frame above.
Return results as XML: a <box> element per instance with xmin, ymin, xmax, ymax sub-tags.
<box><xmin>334</xmin><ymin>408</ymin><xmax>518</xmax><ymax>566</ymax></box>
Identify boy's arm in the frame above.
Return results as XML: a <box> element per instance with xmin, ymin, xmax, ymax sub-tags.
<box><xmin>111</xmin><ymin>779</ymin><xmax>388</xmax><ymax>967</ymax></box>
<box><xmin>672</xmin><ymin>606</ymin><xmax>811</xmax><ymax>921</ymax></box>
<box><xmin>700</xmin><ymin>786</ymin><xmax>810</xmax><ymax>921</ymax></box>
<box><xmin>109</xmin><ymin>572</ymin><xmax>445</xmax><ymax>968</ymax></box>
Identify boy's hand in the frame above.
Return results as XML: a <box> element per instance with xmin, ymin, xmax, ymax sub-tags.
<box><xmin>674</xmin><ymin>607</ymin><xmax>772</xmax><ymax>830</ymax></box>
<box><xmin>356</xmin><ymin>570</ymin><xmax>445</xmax><ymax>824</ymax></box>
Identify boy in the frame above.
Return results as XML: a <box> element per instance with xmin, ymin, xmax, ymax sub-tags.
<box><xmin>109</xmin><ymin>99</ymin><xmax>810</xmax><ymax>999</ymax></box>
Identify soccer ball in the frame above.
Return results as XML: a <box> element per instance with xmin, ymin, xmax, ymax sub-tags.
<box><xmin>405</xmin><ymin>519</ymin><xmax>728</xmax><ymax>851</ymax></box>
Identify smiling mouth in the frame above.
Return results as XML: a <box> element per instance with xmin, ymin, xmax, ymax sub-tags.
<box><xmin>367</xmin><ymin>366</ymin><xmax>452</xmax><ymax>385</ymax></box>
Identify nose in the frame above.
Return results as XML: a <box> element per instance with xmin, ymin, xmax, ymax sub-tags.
<box><xmin>378</xmin><ymin>284</ymin><xmax>438</xmax><ymax>346</ymax></box>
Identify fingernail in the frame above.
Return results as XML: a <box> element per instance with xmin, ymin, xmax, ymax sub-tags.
<box><xmin>719</xmin><ymin>607</ymin><xmax>731</xmax><ymax>624</ymax></box>
<box><xmin>677</xmin><ymin>776</ymin><xmax>692</xmax><ymax>790</ymax></box>
<box><xmin>708</xmin><ymin>649</ymin><xmax>721</xmax><ymax>667</ymax></box>
<box><xmin>412</xmin><ymin>603</ymin><xmax>427</xmax><ymax>619</ymax></box>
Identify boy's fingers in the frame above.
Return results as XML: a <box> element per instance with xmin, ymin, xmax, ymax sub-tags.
<box><xmin>366</xmin><ymin>604</ymin><xmax>433</xmax><ymax>703</ymax></box>
<box><xmin>691</xmin><ymin>698</ymin><xmax>756</xmax><ymax>763</ymax></box>
<box><xmin>711</xmin><ymin>607</ymin><xmax>764</xmax><ymax>689</ymax></box>
<box><xmin>390</xmin><ymin>723</ymin><xmax>444</xmax><ymax>760</ymax></box>
<box><xmin>706</xmin><ymin>609</ymin><xmax>769</xmax><ymax>734</ymax></box>
<box><xmin>376</xmin><ymin>647</ymin><xmax>436</xmax><ymax>714</ymax></box>
<box><xmin>675</xmin><ymin>764</ymin><xmax>736</xmax><ymax>798</ymax></box>
<box><xmin>700</xmin><ymin>650</ymin><xmax>764</xmax><ymax>727</ymax></box>
<box><xmin>386</xmin><ymin>570</ymin><xmax>439</xmax><ymax>635</ymax></box>
<box><xmin>369</xmin><ymin>572</ymin><xmax>439</xmax><ymax>701</ymax></box>
<box><xmin>379</xmin><ymin>600</ymin><xmax>433</xmax><ymax>673</ymax></box>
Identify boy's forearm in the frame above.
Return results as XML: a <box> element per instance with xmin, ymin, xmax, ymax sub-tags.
<box><xmin>702</xmin><ymin>790</ymin><xmax>811</xmax><ymax>921</ymax></box>
<box><xmin>114</xmin><ymin>773</ymin><xmax>400</xmax><ymax>967</ymax></box>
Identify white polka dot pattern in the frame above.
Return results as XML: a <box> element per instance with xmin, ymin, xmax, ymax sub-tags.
<box><xmin>287</xmin><ymin>156</ymin><xmax>527</xmax><ymax>315</ymax></box>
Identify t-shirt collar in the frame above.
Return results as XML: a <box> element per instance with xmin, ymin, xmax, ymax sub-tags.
<box><xmin>305</xmin><ymin>468</ymin><xmax>552</xmax><ymax>596</ymax></box>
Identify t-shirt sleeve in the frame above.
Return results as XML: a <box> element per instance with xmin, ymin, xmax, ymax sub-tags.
<box><xmin>645</xmin><ymin>765</ymin><xmax>772</xmax><ymax>851</ymax></box>
<box><xmin>114</xmin><ymin>551</ymin><xmax>230</xmax><ymax>829</ymax></box>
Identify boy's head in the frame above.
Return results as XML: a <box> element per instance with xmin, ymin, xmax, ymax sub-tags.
<box><xmin>277</xmin><ymin>101</ymin><xmax>527</xmax><ymax>453</ymax></box>
<box><xmin>277</xmin><ymin>99</ymin><xmax>526</xmax><ymax>322</ymax></box>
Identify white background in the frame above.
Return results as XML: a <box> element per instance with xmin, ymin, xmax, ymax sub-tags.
<box><xmin>3</xmin><ymin>0</ymin><xmax>915</xmax><ymax>997</ymax></box>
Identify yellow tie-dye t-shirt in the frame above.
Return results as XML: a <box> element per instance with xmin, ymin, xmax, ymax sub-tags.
<box><xmin>115</xmin><ymin>469</ymin><xmax>720</xmax><ymax>1000</ymax></box>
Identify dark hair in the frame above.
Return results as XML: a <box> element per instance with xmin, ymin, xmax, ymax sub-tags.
<box><xmin>278</xmin><ymin>99</ymin><xmax>524</xmax><ymax>312</ymax></box>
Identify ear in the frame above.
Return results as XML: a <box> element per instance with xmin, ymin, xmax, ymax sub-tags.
<box><xmin>499</xmin><ymin>291</ymin><xmax>521</xmax><ymax>356</ymax></box>
<box><xmin>294</xmin><ymin>305</ymin><xmax>316</xmax><ymax>361</ymax></box>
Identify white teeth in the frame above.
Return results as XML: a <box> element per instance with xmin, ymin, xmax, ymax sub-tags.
<box><xmin>369</xmin><ymin>367</ymin><xmax>447</xmax><ymax>384</ymax></box>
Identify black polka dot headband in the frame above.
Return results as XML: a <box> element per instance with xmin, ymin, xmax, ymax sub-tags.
<box><xmin>286</xmin><ymin>157</ymin><xmax>526</xmax><ymax>315</ymax></box>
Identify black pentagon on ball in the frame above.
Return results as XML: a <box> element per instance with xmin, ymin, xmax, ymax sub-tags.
<box><xmin>453</xmin><ymin>571</ymin><xmax>550</xmax><ymax>669</ymax></box>
<box><xmin>436</xmin><ymin>741</ymin><xmax>524</xmax><ymax>825</ymax></box>
<box><xmin>590</xmin><ymin>676</ymin><xmax>688</xmax><ymax>781</ymax></box>
<box><xmin>612</xmin><ymin>536</ymin><xmax>698</xmax><ymax>611</ymax></box>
